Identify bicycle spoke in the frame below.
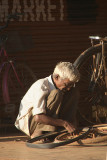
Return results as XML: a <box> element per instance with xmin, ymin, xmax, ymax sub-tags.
<box><xmin>76</xmin><ymin>48</ymin><xmax>107</xmax><ymax>125</ymax></box>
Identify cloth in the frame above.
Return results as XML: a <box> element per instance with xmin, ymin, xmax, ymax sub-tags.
<box><xmin>29</xmin><ymin>88</ymin><xmax>79</xmax><ymax>136</ymax></box>
<box><xmin>15</xmin><ymin>75</ymin><xmax>56</xmax><ymax>136</ymax></box>
<box><xmin>29</xmin><ymin>89</ymin><xmax>64</xmax><ymax>135</ymax></box>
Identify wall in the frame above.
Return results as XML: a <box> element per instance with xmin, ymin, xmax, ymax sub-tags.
<box><xmin>0</xmin><ymin>0</ymin><xmax>107</xmax><ymax>78</ymax></box>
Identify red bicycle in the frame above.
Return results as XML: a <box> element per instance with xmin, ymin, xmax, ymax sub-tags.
<box><xmin>0</xmin><ymin>13</ymin><xmax>37</xmax><ymax>123</ymax></box>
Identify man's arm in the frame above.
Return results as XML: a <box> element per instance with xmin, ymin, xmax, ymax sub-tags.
<box><xmin>34</xmin><ymin>114</ymin><xmax>75</xmax><ymax>133</ymax></box>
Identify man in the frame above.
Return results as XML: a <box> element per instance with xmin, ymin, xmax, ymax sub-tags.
<box><xmin>15</xmin><ymin>62</ymin><xmax>80</xmax><ymax>139</ymax></box>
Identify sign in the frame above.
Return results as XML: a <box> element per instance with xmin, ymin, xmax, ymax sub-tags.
<box><xmin>0</xmin><ymin>0</ymin><xmax>64</xmax><ymax>22</ymax></box>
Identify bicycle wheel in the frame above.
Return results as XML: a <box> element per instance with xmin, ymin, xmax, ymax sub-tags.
<box><xmin>73</xmin><ymin>43</ymin><xmax>107</xmax><ymax>125</ymax></box>
<box><xmin>55</xmin><ymin>127</ymin><xmax>90</xmax><ymax>141</ymax></box>
<box><xmin>26</xmin><ymin>127</ymin><xmax>91</xmax><ymax>149</ymax></box>
<box><xmin>93</xmin><ymin>124</ymin><xmax>107</xmax><ymax>135</ymax></box>
<box><xmin>2</xmin><ymin>63</ymin><xmax>37</xmax><ymax>120</ymax></box>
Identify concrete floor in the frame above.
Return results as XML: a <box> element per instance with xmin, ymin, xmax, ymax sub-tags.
<box><xmin>0</xmin><ymin>132</ymin><xmax>107</xmax><ymax>160</ymax></box>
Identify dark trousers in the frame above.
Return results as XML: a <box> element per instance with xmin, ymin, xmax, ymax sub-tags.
<box><xmin>29</xmin><ymin>88</ymin><xmax>79</xmax><ymax>136</ymax></box>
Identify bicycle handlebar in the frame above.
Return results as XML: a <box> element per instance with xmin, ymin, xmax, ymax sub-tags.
<box><xmin>0</xmin><ymin>13</ymin><xmax>23</xmax><ymax>31</ymax></box>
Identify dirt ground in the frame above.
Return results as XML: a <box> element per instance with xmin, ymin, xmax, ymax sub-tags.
<box><xmin>0</xmin><ymin>129</ymin><xmax>107</xmax><ymax>160</ymax></box>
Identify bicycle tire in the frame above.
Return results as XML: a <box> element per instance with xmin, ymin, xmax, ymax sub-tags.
<box><xmin>2</xmin><ymin>63</ymin><xmax>37</xmax><ymax>120</ymax></box>
<box><xmin>79</xmin><ymin>135</ymin><xmax>107</xmax><ymax>145</ymax></box>
<box><xmin>77</xmin><ymin>124</ymin><xmax>107</xmax><ymax>144</ymax></box>
<box><xmin>73</xmin><ymin>43</ymin><xmax>107</xmax><ymax>125</ymax></box>
<box><xmin>56</xmin><ymin>124</ymin><xmax>107</xmax><ymax>145</ymax></box>
<box><xmin>26</xmin><ymin>127</ymin><xmax>91</xmax><ymax>149</ymax></box>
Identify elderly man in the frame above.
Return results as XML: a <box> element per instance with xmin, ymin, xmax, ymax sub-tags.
<box><xmin>15</xmin><ymin>62</ymin><xmax>80</xmax><ymax>139</ymax></box>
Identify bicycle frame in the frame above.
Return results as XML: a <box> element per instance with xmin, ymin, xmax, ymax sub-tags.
<box><xmin>102</xmin><ymin>41</ymin><xmax>107</xmax><ymax>93</ymax></box>
<box><xmin>89</xmin><ymin>36</ymin><xmax>107</xmax><ymax>95</ymax></box>
<box><xmin>0</xmin><ymin>47</ymin><xmax>24</xmax><ymax>104</ymax></box>
<box><xmin>73</xmin><ymin>36</ymin><xmax>107</xmax><ymax>124</ymax></box>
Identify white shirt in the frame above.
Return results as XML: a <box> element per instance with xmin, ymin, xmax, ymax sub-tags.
<box><xmin>15</xmin><ymin>75</ymin><xmax>56</xmax><ymax>136</ymax></box>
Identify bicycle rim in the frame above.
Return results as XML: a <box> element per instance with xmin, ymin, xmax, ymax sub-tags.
<box><xmin>26</xmin><ymin>127</ymin><xmax>91</xmax><ymax>149</ymax></box>
<box><xmin>74</xmin><ymin>43</ymin><xmax>107</xmax><ymax>125</ymax></box>
<box><xmin>2</xmin><ymin>63</ymin><xmax>37</xmax><ymax>120</ymax></box>
<box><xmin>55</xmin><ymin>127</ymin><xmax>90</xmax><ymax>141</ymax></box>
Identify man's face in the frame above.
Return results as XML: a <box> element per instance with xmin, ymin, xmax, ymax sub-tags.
<box><xmin>54</xmin><ymin>76</ymin><xmax>74</xmax><ymax>91</ymax></box>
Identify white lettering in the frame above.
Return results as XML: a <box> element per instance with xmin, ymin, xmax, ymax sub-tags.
<box><xmin>0</xmin><ymin>0</ymin><xmax>65</xmax><ymax>22</ymax></box>
<box><xmin>47</xmin><ymin>0</ymin><xmax>56</xmax><ymax>21</ymax></box>
<box><xmin>24</xmin><ymin>0</ymin><xmax>35</xmax><ymax>21</ymax></box>
<box><xmin>12</xmin><ymin>0</ymin><xmax>21</xmax><ymax>16</ymax></box>
<box><xmin>0</xmin><ymin>0</ymin><xmax>9</xmax><ymax>22</ymax></box>
<box><xmin>60</xmin><ymin>0</ymin><xmax>64</xmax><ymax>21</ymax></box>
<box><xmin>36</xmin><ymin>0</ymin><xmax>46</xmax><ymax>21</ymax></box>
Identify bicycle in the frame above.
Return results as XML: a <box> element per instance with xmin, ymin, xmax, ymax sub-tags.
<box><xmin>73</xmin><ymin>36</ymin><xmax>107</xmax><ymax>125</ymax></box>
<box><xmin>26</xmin><ymin>123</ymin><xmax>107</xmax><ymax>149</ymax></box>
<box><xmin>26</xmin><ymin>127</ymin><xmax>91</xmax><ymax>149</ymax></box>
<box><xmin>0</xmin><ymin>13</ymin><xmax>37</xmax><ymax>124</ymax></box>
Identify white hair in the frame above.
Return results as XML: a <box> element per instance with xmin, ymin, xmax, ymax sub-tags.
<box><xmin>53</xmin><ymin>62</ymin><xmax>80</xmax><ymax>82</ymax></box>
